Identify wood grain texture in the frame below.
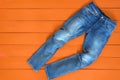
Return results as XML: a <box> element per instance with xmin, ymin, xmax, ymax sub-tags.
<box><xmin>0</xmin><ymin>45</ymin><xmax>119</xmax><ymax>57</ymax></box>
<box><xmin>0</xmin><ymin>57</ymin><xmax>120</xmax><ymax>69</ymax></box>
<box><xmin>0</xmin><ymin>0</ymin><xmax>120</xmax><ymax>80</ymax></box>
<box><xmin>0</xmin><ymin>21</ymin><xmax>119</xmax><ymax>32</ymax></box>
<box><xmin>0</xmin><ymin>9</ymin><xmax>118</xmax><ymax>20</ymax></box>
<box><xmin>0</xmin><ymin>0</ymin><xmax>119</xmax><ymax>8</ymax></box>
<box><xmin>0</xmin><ymin>70</ymin><xmax>119</xmax><ymax>80</ymax></box>
<box><xmin>0</xmin><ymin>32</ymin><xmax>119</xmax><ymax>44</ymax></box>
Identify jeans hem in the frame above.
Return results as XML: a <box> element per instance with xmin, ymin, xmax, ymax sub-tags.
<box><xmin>28</xmin><ymin>61</ymin><xmax>39</xmax><ymax>72</ymax></box>
<box><xmin>45</xmin><ymin>65</ymin><xmax>52</xmax><ymax>80</ymax></box>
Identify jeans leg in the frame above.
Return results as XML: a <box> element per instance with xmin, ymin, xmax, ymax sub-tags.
<box><xmin>44</xmin><ymin>17</ymin><xmax>116</xmax><ymax>79</ymax></box>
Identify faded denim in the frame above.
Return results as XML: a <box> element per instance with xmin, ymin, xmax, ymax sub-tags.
<box><xmin>28</xmin><ymin>2</ymin><xmax>117</xmax><ymax>80</ymax></box>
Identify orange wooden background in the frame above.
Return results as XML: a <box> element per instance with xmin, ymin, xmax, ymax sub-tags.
<box><xmin>0</xmin><ymin>0</ymin><xmax>120</xmax><ymax>80</ymax></box>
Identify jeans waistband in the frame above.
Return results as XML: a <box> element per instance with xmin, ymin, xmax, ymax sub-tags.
<box><xmin>85</xmin><ymin>2</ymin><xmax>117</xmax><ymax>27</ymax></box>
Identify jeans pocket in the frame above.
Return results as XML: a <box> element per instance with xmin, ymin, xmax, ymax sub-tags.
<box><xmin>104</xmin><ymin>20</ymin><xmax>116</xmax><ymax>33</ymax></box>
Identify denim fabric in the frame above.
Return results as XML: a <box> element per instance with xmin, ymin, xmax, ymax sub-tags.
<box><xmin>28</xmin><ymin>2</ymin><xmax>117</xmax><ymax>79</ymax></box>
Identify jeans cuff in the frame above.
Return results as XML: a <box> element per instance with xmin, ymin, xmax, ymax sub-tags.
<box><xmin>45</xmin><ymin>65</ymin><xmax>52</xmax><ymax>80</ymax></box>
<box><xmin>28</xmin><ymin>60</ymin><xmax>39</xmax><ymax>72</ymax></box>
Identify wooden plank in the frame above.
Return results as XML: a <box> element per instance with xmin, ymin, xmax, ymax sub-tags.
<box><xmin>0</xmin><ymin>45</ymin><xmax>120</xmax><ymax>57</ymax></box>
<box><xmin>0</xmin><ymin>70</ymin><xmax>119</xmax><ymax>80</ymax></box>
<box><xmin>0</xmin><ymin>0</ymin><xmax>119</xmax><ymax>8</ymax></box>
<box><xmin>0</xmin><ymin>70</ymin><xmax>45</xmax><ymax>80</ymax></box>
<box><xmin>0</xmin><ymin>21</ymin><xmax>63</xmax><ymax>32</ymax></box>
<box><xmin>0</xmin><ymin>20</ymin><xmax>119</xmax><ymax>32</ymax></box>
<box><xmin>54</xmin><ymin>70</ymin><xmax>120</xmax><ymax>80</ymax></box>
<box><xmin>0</xmin><ymin>32</ymin><xmax>119</xmax><ymax>44</ymax></box>
<box><xmin>0</xmin><ymin>9</ymin><xmax>118</xmax><ymax>20</ymax></box>
<box><xmin>0</xmin><ymin>56</ymin><xmax>119</xmax><ymax>69</ymax></box>
<box><xmin>0</xmin><ymin>44</ymin><xmax>80</xmax><ymax>57</ymax></box>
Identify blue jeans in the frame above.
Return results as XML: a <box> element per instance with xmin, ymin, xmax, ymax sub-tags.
<box><xmin>28</xmin><ymin>2</ymin><xmax>117</xmax><ymax>80</ymax></box>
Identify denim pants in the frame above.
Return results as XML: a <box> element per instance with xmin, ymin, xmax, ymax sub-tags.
<box><xmin>28</xmin><ymin>2</ymin><xmax>117</xmax><ymax>80</ymax></box>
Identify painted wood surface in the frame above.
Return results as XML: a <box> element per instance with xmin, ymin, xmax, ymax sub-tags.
<box><xmin>0</xmin><ymin>0</ymin><xmax>120</xmax><ymax>80</ymax></box>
